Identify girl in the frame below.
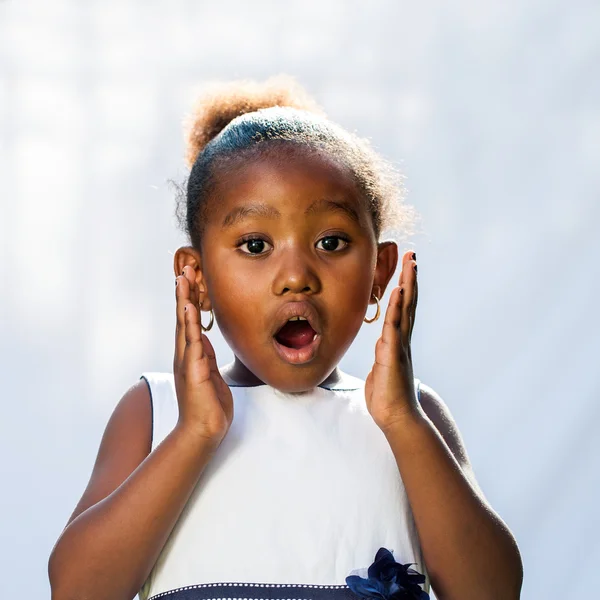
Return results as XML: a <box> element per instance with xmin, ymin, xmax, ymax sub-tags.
<box><xmin>48</xmin><ymin>77</ymin><xmax>523</xmax><ymax>600</ymax></box>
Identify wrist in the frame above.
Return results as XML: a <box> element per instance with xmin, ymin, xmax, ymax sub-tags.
<box><xmin>379</xmin><ymin>405</ymin><xmax>429</xmax><ymax>440</ymax></box>
<box><xmin>173</xmin><ymin>420</ymin><xmax>224</xmax><ymax>454</ymax></box>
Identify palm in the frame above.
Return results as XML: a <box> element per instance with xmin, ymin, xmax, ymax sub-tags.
<box><xmin>174</xmin><ymin>265</ymin><xmax>234</xmax><ymax>444</ymax></box>
<box><xmin>365</xmin><ymin>251</ymin><xmax>418</xmax><ymax>431</ymax></box>
<box><xmin>197</xmin><ymin>336</ymin><xmax>234</xmax><ymax>428</ymax></box>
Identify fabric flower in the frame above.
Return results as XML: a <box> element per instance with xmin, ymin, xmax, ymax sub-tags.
<box><xmin>345</xmin><ymin>547</ymin><xmax>429</xmax><ymax>600</ymax></box>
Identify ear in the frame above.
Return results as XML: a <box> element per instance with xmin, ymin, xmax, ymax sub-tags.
<box><xmin>371</xmin><ymin>241</ymin><xmax>399</xmax><ymax>302</ymax></box>
<box><xmin>173</xmin><ymin>246</ymin><xmax>212</xmax><ymax>312</ymax></box>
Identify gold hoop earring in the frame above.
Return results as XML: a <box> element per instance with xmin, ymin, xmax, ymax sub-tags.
<box><xmin>199</xmin><ymin>302</ymin><xmax>214</xmax><ymax>332</ymax></box>
<box><xmin>364</xmin><ymin>293</ymin><xmax>380</xmax><ymax>323</ymax></box>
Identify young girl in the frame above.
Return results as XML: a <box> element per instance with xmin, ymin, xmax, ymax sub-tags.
<box><xmin>48</xmin><ymin>77</ymin><xmax>522</xmax><ymax>600</ymax></box>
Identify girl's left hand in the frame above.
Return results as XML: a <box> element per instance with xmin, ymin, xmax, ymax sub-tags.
<box><xmin>365</xmin><ymin>250</ymin><xmax>420</xmax><ymax>433</ymax></box>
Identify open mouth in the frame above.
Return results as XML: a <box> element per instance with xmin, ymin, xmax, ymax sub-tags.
<box><xmin>273</xmin><ymin>317</ymin><xmax>321</xmax><ymax>365</ymax></box>
<box><xmin>274</xmin><ymin>317</ymin><xmax>317</xmax><ymax>349</ymax></box>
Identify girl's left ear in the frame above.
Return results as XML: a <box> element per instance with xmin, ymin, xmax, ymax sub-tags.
<box><xmin>372</xmin><ymin>241</ymin><xmax>399</xmax><ymax>299</ymax></box>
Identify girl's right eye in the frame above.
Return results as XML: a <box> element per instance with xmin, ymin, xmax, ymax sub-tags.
<box><xmin>237</xmin><ymin>237</ymin><xmax>273</xmax><ymax>255</ymax></box>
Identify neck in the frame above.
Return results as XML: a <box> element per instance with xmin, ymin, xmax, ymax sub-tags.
<box><xmin>221</xmin><ymin>356</ymin><xmax>344</xmax><ymax>389</ymax></box>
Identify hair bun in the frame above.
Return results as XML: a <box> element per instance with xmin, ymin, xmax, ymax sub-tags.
<box><xmin>184</xmin><ymin>75</ymin><xmax>325</xmax><ymax>168</ymax></box>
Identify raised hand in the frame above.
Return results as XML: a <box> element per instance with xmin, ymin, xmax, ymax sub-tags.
<box><xmin>365</xmin><ymin>251</ymin><xmax>419</xmax><ymax>433</ymax></box>
<box><xmin>174</xmin><ymin>265</ymin><xmax>233</xmax><ymax>447</ymax></box>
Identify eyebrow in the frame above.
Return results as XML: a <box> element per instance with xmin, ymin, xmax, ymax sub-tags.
<box><xmin>221</xmin><ymin>203</ymin><xmax>281</xmax><ymax>228</ymax></box>
<box><xmin>221</xmin><ymin>198</ymin><xmax>361</xmax><ymax>229</ymax></box>
<box><xmin>305</xmin><ymin>198</ymin><xmax>361</xmax><ymax>224</ymax></box>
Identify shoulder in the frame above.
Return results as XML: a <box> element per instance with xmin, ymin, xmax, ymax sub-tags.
<box><xmin>415</xmin><ymin>382</ymin><xmax>468</xmax><ymax>464</ymax></box>
<box><xmin>416</xmin><ymin>381</ymin><xmax>485</xmax><ymax>496</ymax></box>
<box><xmin>99</xmin><ymin>378</ymin><xmax>153</xmax><ymax>459</ymax></box>
<box><xmin>63</xmin><ymin>379</ymin><xmax>152</xmax><ymax>528</ymax></box>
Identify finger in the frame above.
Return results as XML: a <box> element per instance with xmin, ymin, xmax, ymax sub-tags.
<box><xmin>398</xmin><ymin>250</ymin><xmax>416</xmax><ymax>287</ymax></box>
<box><xmin>183</xmin><ymin>265</ymin><xmax>209</xmax><ymax>331</ymax></box>
<box><xmin>409</xmin><ymin>255</ymin><xmax>418</xmax><ymax>315</ymax></box>
<box><xmin>409</xmin><ymin>275</ymin><xmax>418</xmax><ymax>341</ymax></box>
<box><xmin>180</xmin><ymin>266</ymin><xmax>196</xmax><ymax>309</ymax></box>
<box><xmin>174</xmin><ymin>273</ymin><xmax>192</xmax><ymax>372</ymax></box>
<box><xmin>412</xmin><ymin>268</ymin><xmax>418</xmax><ymax>314</ymax></box>
<box><xmin>381</xmin><ymin>286</ymin><xmax>403</xmax><ymax>346</ymax></box>
<box><xmin>183</xmin><ymin>302</ymin><xmax>206</xmax><ymax>375</ymax></box>
<box><xmin>401</xmin><ymin>255</ymin><xmax>417</xmax><ymax>341</ymax></box>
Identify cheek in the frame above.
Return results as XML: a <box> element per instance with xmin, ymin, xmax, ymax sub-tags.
<box><xmin>213</xmin><ymin>270</ymin><xmax>259</xmax><ymax>300</ymax></box>
<box><xmin>324</xmin><ymin>264</ymin><xmax>373</xmax><ymax>332</ymax></box>
<box><xmin>206</xmin><ymin>248</ymin><xmax>259</xmax><ymax>296</ymax></box>
<box><xmin>328</xmin><ymin>288</ymin><xmax>370</xmax><ymax>335</ymax></box>
<box><xmin>205</xmin><ymin>259</ymin><xmax>266</xmax><ymax>335</ymax></box>
<box><xmin>328</xmin><ymin>254</ymin><xmax>375</xmax><ymax>302</ymax></box>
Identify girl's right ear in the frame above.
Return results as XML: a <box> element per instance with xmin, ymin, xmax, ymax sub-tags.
<box><xmin>173</xmin><ymin>246</ymin><xmax>211</xmax><ymax>310</ymax></box>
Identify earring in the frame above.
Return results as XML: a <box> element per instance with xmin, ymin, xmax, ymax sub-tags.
<box><xmin>364</xmin><ymin>292</ymin><xmax>381</xmax><ymax>323</ymax></box>
<box><xmin>199</xmin><ymin>302</ymin><xmax>214</xmax><ymax>332</ymax></box>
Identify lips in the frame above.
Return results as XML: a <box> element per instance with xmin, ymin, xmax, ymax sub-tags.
<box><xmin>271</xmin><ymin>300</ymin><xmax>322</xmax><ymax>338</ymax></box>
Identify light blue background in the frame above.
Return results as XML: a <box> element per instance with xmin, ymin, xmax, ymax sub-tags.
<box><xmin>1</xmin><ymin>1</ymin><xmax>598</xmax><ymax>598</ymax></box>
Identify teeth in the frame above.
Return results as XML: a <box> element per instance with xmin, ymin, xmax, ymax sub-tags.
<box><xmin>288</xmin><ymin>316</ymin><xmax>307</xmax><ymax>321</ymax></box>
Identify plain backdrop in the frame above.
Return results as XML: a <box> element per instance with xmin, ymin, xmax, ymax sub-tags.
<box><xmin>1</xmin><ymin>1</ymin><xmax>598</xmax><ymax>598</ymax></box>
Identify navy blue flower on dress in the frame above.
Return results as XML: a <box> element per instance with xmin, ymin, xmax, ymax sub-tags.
<box><xmin>345</xmin><ymin>547</ymin><xmax>429</xmax><ymax>600</ymax></box>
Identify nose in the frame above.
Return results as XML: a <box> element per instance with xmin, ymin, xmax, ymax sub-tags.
<box><xmin>272</xmin><ymin>245</ymin><xmax>321</xmax><ymax>296</ymax></box>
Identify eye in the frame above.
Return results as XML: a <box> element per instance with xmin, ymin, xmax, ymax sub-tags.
<box><xmin>316</xmin><ymin>235</ymin><xmax>350</xmax><ymax>252</ymax></box>
<box><xmin>237</xmin><ymin>237</ymin><xmax>273</xmax><ymax>255</ymax></box>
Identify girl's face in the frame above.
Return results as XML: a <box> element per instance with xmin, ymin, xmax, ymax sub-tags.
<box><xmin>191</xmin><ymin>149</ymin><xmax>397</xmax><ymax>393</ymax></box>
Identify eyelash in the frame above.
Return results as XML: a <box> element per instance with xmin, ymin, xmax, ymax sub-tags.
<box><xmin>236</xmin><ymin>234</ymin><xmax>351</xmax><ymax>256</ymax></box>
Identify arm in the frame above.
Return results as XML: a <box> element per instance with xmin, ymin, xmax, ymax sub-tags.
<box><xmin>48</xmin><ymin>380</ymin><xmax>220</xmax><ymax>600</ymax></box>
<box><xmin>49</xmin><ymin>263</ymin><xmax>234</xmax><ymax>600</ymax></box>
<box><xmin>382</xmin><ymin>383</ymin><xmax>523</xmax><ymax>600</ymax></box>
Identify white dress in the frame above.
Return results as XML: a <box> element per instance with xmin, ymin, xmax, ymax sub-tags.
<box><xmin>137</xmin><ymin>370</ymin><xmax>430</xmax><ymax>600</ymax></box>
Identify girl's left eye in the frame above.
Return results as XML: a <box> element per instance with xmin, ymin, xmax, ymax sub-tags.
<box><xmin>316</xmin><ymin>236</ymin><xmax>349</xmax><ymax>252</ymax></box>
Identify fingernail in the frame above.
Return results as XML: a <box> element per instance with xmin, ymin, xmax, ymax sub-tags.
<box><xmin>412</xmin><ymin>252</ymin><xmax>416</xmax><ymax>261</ymax></box>
<box><xmin>400</xmin><ymin>288</ymin><xmax>404</xmax><ymax>295</ymax></box>
<box><xmin>414</xmin><ymin>264</ymin><xmax>418</xmax><ymax>272</ymax></box>
<box><xmin>175</xmin><ymin>278</ymin><xmax>178</xmax><ymax>286</ymax></box>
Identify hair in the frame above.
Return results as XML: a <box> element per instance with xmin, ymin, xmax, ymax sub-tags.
<box><xmin>174</xmin><ymin>75</ymin><xmax>418</xmax><ymax>249</ymax></box>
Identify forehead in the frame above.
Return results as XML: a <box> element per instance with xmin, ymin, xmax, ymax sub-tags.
<box><xmin>209</xmin><ymin>149</ymin><xmax>367</xmax><ymax>227</ymax></box>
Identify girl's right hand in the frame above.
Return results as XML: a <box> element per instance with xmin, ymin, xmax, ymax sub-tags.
<box><xmin>173</xmin><ymin>266</ymin><xmax>233</xmax><ymax>448</ymax></box>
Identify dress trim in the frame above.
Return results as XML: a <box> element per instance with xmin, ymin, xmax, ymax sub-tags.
<box><xmin>148</xmin><ymin>582</ymin><xmax>358</xmax><ymax>600</ymax></box>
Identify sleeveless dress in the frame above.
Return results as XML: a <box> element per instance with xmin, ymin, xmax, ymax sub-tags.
<box><xmin>137</xmin><ymin>370</ymin><xmax>430</xmax><ymax>600</ymax></box>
